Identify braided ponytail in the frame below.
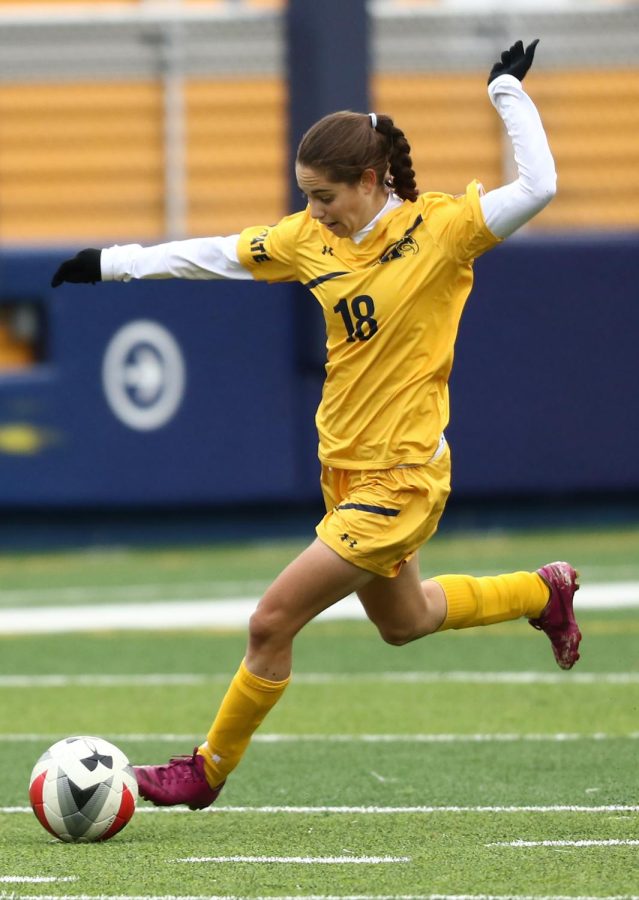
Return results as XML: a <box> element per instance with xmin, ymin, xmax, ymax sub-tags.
<box><xmin>374</xmin><ymin>115</ymin><xmax>419</xmax><ymax>202</ymax></box>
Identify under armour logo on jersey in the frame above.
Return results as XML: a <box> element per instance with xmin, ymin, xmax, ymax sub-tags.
<box><xmin>322</xmin><ymin>245</ymin><xmax>334</xmax><ymax>256</ymax></box>
<box><xmin>340</xmin><ymin>533</ymin><xmax>358</xmax><ymax>549</ymax></box>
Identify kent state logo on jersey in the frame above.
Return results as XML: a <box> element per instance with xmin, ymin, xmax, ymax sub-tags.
<box><xmin>378</xmin><ymin>234</ymin><xmax>419</xmax><ymax>264</ymax></box>
<box><xmin>377</xmin><ymin>213</ymin><xmax>423</xmax><ymax>265</ymax></box>
<box><xmin>249</xmin><ymin>230</ymin><xmax>271</xmax><ymax>264</ymax></box>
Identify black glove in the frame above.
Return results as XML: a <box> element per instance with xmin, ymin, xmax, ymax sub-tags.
<box><xmin>488</xmin><ymin>39</ymin><xmax>539</xmax><ymax>85</ymax></box>
<box><xmin>51</xmin><ymin>248</ymin><xmax>102</xmax><ymax>288</ymax></box>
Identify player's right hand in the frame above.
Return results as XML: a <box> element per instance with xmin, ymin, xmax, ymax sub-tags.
<box><xmin>51</xmin><ymin>248</ymin><xmax>102</xmax><ymax>287</ymax></box>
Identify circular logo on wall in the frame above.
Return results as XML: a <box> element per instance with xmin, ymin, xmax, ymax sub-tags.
<box><xmin>102</xmin><ymin>320</ymin><xmax>186</xmax><ymax>431</ymax></box>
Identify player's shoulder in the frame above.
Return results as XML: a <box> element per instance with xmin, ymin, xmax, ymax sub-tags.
<box><xmin>417</xmin><ymin>186</ymin><xmax>472</xmax><ymax>209</ymax></box>
<box><xmin>417</xmin><ymin>181</ymin><xmax>484</xmax><ymax>220</ymax></box>
<box><xmin>417</xmin><ymin>190</ymin><xmax>455</xmax><ymax>205</ymax></box>
<box><xmin>378</xmin><ymin>192</ymin><xmax>462</xmax><ymax>239</ymax></box>
<box><xmin>271</xmin><ymin>207</ymin><xmax>311</xmax><ymax>236</ymax></box>
<box><xmin>272</xmin><ymin>206</ymin><xmax>319</xmax><ymax>246</ymax></box>
<box><xmin>240</xmin><ymin>207</ymin><xmax>310</xmax><ymax>258</ymax></box>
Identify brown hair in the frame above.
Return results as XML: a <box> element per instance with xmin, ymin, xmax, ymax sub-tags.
<box><xmin>296</xmin><ymin>111</ymin><xmax>419</xmax><ymax>202</ymax></box>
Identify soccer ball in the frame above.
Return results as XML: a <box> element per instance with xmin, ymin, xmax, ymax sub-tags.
<box><xmin>29</xmin><ymin>735</ymin><xmax>138</xmax><ymax>842</ymax></box>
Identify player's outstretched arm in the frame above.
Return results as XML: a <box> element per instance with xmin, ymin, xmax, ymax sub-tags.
<box><xmin>51</xmin><ymin>235</ymin><xmax>253</xmax><ymax>286</ymax></box>
<box><xmin>480</xmin><ymin>39</ymin><xmax>557</xmax><ymax>239</ymax></box>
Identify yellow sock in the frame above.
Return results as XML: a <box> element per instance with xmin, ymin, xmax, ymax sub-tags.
<box><xmin>433</xmin><ymin>571</ymin><xmax>549</xmax><ymax>631</ymax></box>
<box><xmin>197</xmin><ymin>659</ymin><xmax>290</xmax><ymax>788</ymax></box>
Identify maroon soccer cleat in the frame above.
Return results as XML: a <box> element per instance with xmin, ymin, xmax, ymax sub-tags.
<box><xmin>133</xmin><ymin>748</ymin><xmax>225</xmax><ymax>810</ymax></box>
<box><xmin>529</xmin><ymin>561</ymin><xmax>581</xmax><ymax>670</ymax></box>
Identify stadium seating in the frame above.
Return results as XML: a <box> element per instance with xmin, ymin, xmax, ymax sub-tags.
<box><xmin>0</xmin><ymin>3</ymin><xmax>636</xmax><ymax>241</ymax></box>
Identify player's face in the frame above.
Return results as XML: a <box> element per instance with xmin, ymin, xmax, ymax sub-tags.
<box><xmin>296</xmin><ymin>164</ymin><xmax>386</xmax><ymax>238</ymax></box>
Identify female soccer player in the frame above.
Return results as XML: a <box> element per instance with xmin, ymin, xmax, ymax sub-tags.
<box><xmin>52</xmin><ymin>40</ymin><xmax>581</xmax><ymax>810</ymax></box>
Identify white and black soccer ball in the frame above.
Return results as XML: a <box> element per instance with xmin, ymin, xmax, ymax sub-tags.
<box><xmin>29</xmin><ymin>735</ymin><xmax>138</xmax><ymax>842</ymax></box>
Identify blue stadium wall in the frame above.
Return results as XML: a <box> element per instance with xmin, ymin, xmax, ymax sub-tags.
<box><xmin>0</xmin><ymin>235</ymin><xmax>636</xmax><ymax>508</ymax></box>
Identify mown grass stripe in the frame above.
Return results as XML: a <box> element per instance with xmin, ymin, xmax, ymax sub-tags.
<box><xmin>0</xmin><ymin>570</ymin><xmax>635</xmax><ymax>604</ymax></box>
<box><xmin>2</xmin><ymin>671</ymin><xmax>639</xmax><ymax>687</ymax></box>
<box><xmin>0</xmin><ymin>580</ymin><xmax>268</xmax><ymax>604</ymax></box>
<box><xmin>2</xmin><ymin>732</ymin><xmax>638</xmax><ymax>744</ymax></box>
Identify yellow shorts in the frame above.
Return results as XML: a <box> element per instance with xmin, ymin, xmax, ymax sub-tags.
<box><xmin>316</xmin><ymin>444</ymin><xmax>451</xmax><ymax>578</ymax></box>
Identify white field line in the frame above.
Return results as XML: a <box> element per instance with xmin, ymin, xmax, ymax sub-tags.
<box><xmin>5</xmin><ymin>804</ymin><xmax>639</xmax><ymax>815</ymax></box>
<box><xmin>2</xmin><ymin>894</ymin><xmax>639</xmax><ymax>900</ymax></box>
<box><xmin>3</xmin><ymin>671</ymin><xmax>639</xmax><ymax>688</ymax></box>
<box><xmin>0</xmin><ymin>877</ymin><xmax>77</xmax><ymax>883</ymax></box>
<box><xmin>487</xmin><ymin>839</ymin><xmax>639</xmax><ymax>848</ymax></box>
<box><xmin>0</xmin><ymin>597</ymin><xmax>261</xmax><ymax>634</ymax></box>
<box><xmin>174</xmin><ymin>855</ymin><xmax>410</xmax><ymax>864</ymax></box>
<box><xmin>0</xmin><ymin>580</ymin><xmax>636</xmax><ymax>634</ymax></box>
<box><xmin>2</xmin><ymin>731</ymin><xmax>639</xmax><ymax>745</ymax></box>
<box><xmin>248</xmin><ymin>731</ymin><xmax>639</xmax><ymax>743</ymax></box>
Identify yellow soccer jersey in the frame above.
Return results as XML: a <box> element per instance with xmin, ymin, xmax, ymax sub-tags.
<box><xmin>237</xmin><ymin>181</ymin><xmax>500</xmax><ymax>469</ymax></box>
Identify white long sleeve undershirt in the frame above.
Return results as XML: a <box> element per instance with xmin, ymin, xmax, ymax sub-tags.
<box><xmin>481</xmin><ymin>73</ymin><xmax>556</xmax><ymax>237</ymax></box>
<box><xmin>100</xmin><ymin>73</ymin><xmax>556</xmax><ymax>283</ymax></box>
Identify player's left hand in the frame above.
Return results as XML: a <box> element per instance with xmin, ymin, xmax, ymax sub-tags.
<box><xmin>488</xmin><ymin>39</ymin><xmax>539</xmax><ymax>85</ymax></box>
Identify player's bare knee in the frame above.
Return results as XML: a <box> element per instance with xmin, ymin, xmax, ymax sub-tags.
<box><xmin>377</xmin><ymin>622</ymin><xmax>420</xmax><ymax>646</ymax></box>
<box><xmin>376</xmin><ymin>617</ymin><xmax>439</xmax><ymax>645</ymax></box>
<box><xmin>248</xmin><ymin>605</ymin><xmax>292</xmax><ymax>650</ymax></box>
<box><xmin>248</xmin><ymin>608</ymin><xmax>277</xmax><ymax>649</ymax></box>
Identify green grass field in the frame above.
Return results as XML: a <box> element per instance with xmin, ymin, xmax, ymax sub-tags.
<box><xmin>1</xmin><ymin>524</ymin><xmax>638</xmax><ymax>899</ymax></box>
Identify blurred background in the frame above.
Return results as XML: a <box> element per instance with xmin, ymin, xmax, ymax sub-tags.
<box><xmin>0</xmin><ymin>0</ymin><xmax>637</xmax><ymax>547</ymax></box>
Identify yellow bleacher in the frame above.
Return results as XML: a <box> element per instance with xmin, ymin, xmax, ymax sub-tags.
<box><xmin>530</xmin><ymin>69</ymin><xmax>639</xmax><ymax>230</ymax></box>
<box><xmin>0</xmin><ymin>68</ymin><xmax>636</xmax><ymax>242</ymax></box>
<box><xmin>0</xmin><ymin>1</ymin><xmax>283</xmax><ymax>5</ymax></box>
